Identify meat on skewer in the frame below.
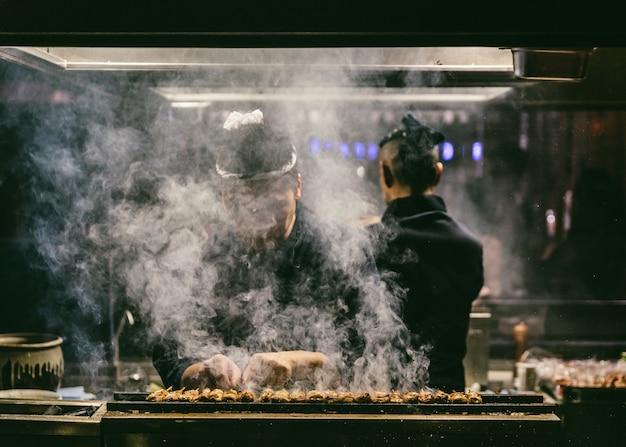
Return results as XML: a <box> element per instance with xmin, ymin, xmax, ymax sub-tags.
<box><xmin>144</xmin><ymin>386</ymin><xmax>485</xmax><ymax>405</ymax></box>
<box><xmin>259</xmin><ymin>388</ymin><xmax>274</xmax><ymax>402</ymax></box>
<box><xmin>222</xmin><ymin>389</ymin><xmax>239</xmax><ymax>402</ymax></box>
<box><xmin>239</xmin><ymin>390</ymin><xmax>256</xmax><ymax>402</ymax></box>
<box><xmin>288</xmin><ymin>389</ymin><xmax>306</xmax><ymax>402</ymax></box>
<box><xmin>271</xmin><ymin>389</ymin><xmax>290</xmax><ymax>403</ymax></box>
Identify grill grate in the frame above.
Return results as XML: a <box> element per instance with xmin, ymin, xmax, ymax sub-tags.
<box><xmin>109</xmin><ymin>392</ymin><xmax>552</xmax><ymax>415</ymax></box>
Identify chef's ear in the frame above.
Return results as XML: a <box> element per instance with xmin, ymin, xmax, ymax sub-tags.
<box><xmin>382</xmin><ymin>164</ymin><xmax>394</xmax><ymax>188</ymax></box>
<box><xmin>433</xmin><ymin>161</ymin><xmax>443</xmax><ymax>186</ymax></box>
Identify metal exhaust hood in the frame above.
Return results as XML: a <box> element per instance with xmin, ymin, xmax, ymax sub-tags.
<box><xmin>512</xmin><ymin>48</ymin><xmax>595</xmax><ymax>81</ymax></box>
<box><xmin>0</xmin><ymin>46</ymin><xmax>597</xmax><ymax>105</ymax></box>
<box><xmin>0</xmin><ymin>46</ymin><xmax>514</xmax><ymax>72</ymax></box>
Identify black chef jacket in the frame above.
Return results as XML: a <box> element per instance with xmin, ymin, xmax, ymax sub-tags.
<box><xmin>370</xmin><ymin>194</ymin><xmax>484</xmax><ymax>392</ymax></box>
<box><xmin>153</xmin><ymin>201</ymin><xmax>374</xmax><ymax>389</ymax></box>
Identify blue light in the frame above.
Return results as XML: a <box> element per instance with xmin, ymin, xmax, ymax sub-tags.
<box><xmin>472</xmin><ymin>142</ymin><xmax>483</xmax><ymax>161</ymax></box>
<box><xmin>354</xmin><ymin>141</ymin><xmax>366</xmax><ymax>159</ymax></box>
<box><xmin>309</xmin><ymin>137</ymin><xmax>321</xmax><ymax>156</ymax></box>
<box><xmin>339</xmin><ymin>142</ymin><xmax>351</xmax><ymax>158</ymax></box>
<box><xmin>323</xmin><ymin>140</ymin><xmax>334</xmax><ymax>151</ymax></box>
<box><xmin>441</xmin><ymin>141</ymin><xmax>454</xmax><ymax>161</ymax></box>
<box><xmin>367</xmin><ymin>142</ymin><xmax>379</xmax><ymax>160</ymax></box>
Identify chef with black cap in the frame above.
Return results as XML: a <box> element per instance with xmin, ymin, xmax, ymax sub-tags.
<box><xmin>152</xmin><ymin>109</ymin><xmax>374</xmax><ymax>393</ymax></box>
<box><xmin>370</xmin><ymin>113</ymin><xmax>484</xmax><ymax>392</ymax></box>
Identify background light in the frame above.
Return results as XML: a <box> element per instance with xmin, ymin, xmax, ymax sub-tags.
<box><xmin>472</xmin><ymin>142</ymin><xmax>483</xmax><ymax>161</ymax></box>
<box><xmin>354</xmin><ymin>141</ymin><xmax>366</xmax><ymax>159</ymax></box>
<box><xmin>339</xmin><ymin>142</ymin><xmax>350</xmax><ymax>158</ymax></box>
<box><xmin>367</xmin><ymin>142</ymin><xmax>379</xmax><ymax>160</ymax></box>
<box><xmin>442</xmin><ymin>142</ymin><xmax>454</xmax><ymax>161</ymax></box>
<box><xmin>310</xmin><ymin>137</ymin><xmax>321</xmax><ymax>156</ymax></box>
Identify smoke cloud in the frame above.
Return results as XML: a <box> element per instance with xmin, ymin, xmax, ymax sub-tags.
<box><xmin>3</xmin><ymin>52</ymin><xmax>431</xmax><ymax>394</ymax></box>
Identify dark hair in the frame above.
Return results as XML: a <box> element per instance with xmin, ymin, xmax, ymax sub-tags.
<box><xmin>379</xmin><ymin>113</ymin><xmax>445</xmax><ymax>193</ymax></box>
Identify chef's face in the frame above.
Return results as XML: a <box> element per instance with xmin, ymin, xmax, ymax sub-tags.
<box><xmin>221</xmin><ymin>173</ymin><xmax>302</xmax><ymax>249</ymax></box>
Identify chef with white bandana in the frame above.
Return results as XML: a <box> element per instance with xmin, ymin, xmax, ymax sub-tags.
<box><xmin>152</xmin><ymin>109</ymin><xmax>378</xmax><ymax>393</ymax></box>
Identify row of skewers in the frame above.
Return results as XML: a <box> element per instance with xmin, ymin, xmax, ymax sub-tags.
<box><xmin>146</xmin><ymin>387</ymin><xmax>484</xmax><ymax>404</ymax></box>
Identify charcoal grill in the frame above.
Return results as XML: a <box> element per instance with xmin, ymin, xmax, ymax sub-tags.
<box><xmin>101</xmin><ymin>392</ymin><xmax>561</xmax><ymax>447</ymax></box>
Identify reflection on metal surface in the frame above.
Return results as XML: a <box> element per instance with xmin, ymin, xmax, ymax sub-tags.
<box><xmin>152</xmin><ymin>86</ymin><xmax>513</xmax><ymax>103</ymax></box>
<box><xmin>2</xmin><ymin>47</ymin><xmax>514</xmax><ymax>71</ymax></box>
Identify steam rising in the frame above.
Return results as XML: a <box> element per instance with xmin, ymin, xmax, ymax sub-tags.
<box><xmin>7</xmin><ymin>55</ymin><xmax>431</xmax><ymax>393</ymax></box>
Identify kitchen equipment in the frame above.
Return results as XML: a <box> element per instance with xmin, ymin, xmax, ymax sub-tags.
<box><xmin>101</xmin><ymin>392</ymin><xmax>560</xmax><ymax>447</ymax></box>
<box><xmin>513</xmin><ymin>322</ymin><xmax>529</xmax><ymax>363</ymax></box>
<box><xmin>0</xmin><ymin>398</ymin><xmax>105</xmax><ymax>447</ymax></box>
<box><xmin>515</xmin><ymin>362</ymin><xmax>538</xmax><ymax>391</ymax></box>
<box><xmin>0</xmin><ymin>333</ymin><xmax>64</xmax><ymax>391</ymax></box>
<box><xmin>512</xmin><ymin>48</ymin><xmax>594</xmax><ymax>81</ymax></box>
<box><xmin>464</xmin><ymin>311</ymin><xmax>492</xmax><ymax>388</ymax></box>
<box><xmin>0</xmin><ymin>389</ymin><xmax>61</xmax><ymax>400</ymax></box>
<box><xmin>558</xmin><ymin>385</ymin><xmax>626</xmax><ymax>447</ymax></box>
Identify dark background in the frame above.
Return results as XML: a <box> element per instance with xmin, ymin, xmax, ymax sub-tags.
<box><xmin>1</xmin><ymin>0</ymin><xmax>625</xmax><ymax>365</ymax></box>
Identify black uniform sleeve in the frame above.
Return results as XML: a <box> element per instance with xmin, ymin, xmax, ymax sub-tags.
<box><xmin>152</xmin><ymin>337</ymin><xmax>195</xmax><ymax>389</ymax></box>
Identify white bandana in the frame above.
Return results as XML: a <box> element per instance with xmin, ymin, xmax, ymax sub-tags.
<box><xmin>216</xmin><ymin>109</ymin><xmax>297</xmax><ymax>180</ymax></box>
<box><xmin>222</xmin><ymin>109</ymin><xmax>264</xmax><ymax>131</ymax></box>
<box><xmin>216</xmin><ymin>147</ymin><xmax>297</xmax><ymax>181</ymax></box>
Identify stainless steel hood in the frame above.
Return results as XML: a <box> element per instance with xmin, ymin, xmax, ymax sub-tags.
<box><xmin>0</xmin><ymin>45</ymin><xmax>621</xmax><ymax>107</ymax></box>
<box><xmin>0</xmin><ymin>46</ymin><xmax>519</xmax><ymax>104</ymax></box>
<box><xmin>1</xmin><ymin>47</ymin><xmax>514</xmax><ymax>71</ymax></box>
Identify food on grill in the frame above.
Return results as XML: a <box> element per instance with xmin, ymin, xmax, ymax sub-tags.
<box><xmin>467</xmin><ymin>390</ymin><xmax>483</xmax><ymax>404</ymax></box>
<box><xmin>148</xmin><ymin>388</ymin><xmax>202</xmax><ymax>402</ymax></box>
<box><xmin>259</xmin><ymin>388</ymin><xmax>274</xmax><ymax>402</ymax></box>
<box><xmin>168</xmin><ymin>387</ymin><xmax>187</xmax><ymax>401</ymax></box>
<box><xmin>323</xmin><ymin>390</ymin><xmax>338</xmax><ymax>402</ymax></box>
<box><xmin>238</xmin><ymin>390</ymin><xmax>256</xmax><ymax>402</ymax></box>
<box><xmin>355</xmin><ymin>392</ymin><xmax>372</xmax><ymax>403</ymax></box>
<box><xmin>146</xmin><ymin>386</ymin><xmax>173</xmax><ymax>402</ymax></box>
<box><xmin>180</xmin><ymin>388</ymin><xmax>201</xmax><ymax>402</ymax></box>
<box><xmin>371</xmin><ymin>391</ymin><xmax>390</xmax><ymax>403</ymax></box>
<box><xmin>145</xmin><ymin>387</ymin><xmax>486</xmax><ymax>404</ymax></box>
<box><xmin>199</xmin><ymin>388</ymin><xmax>213</xmax><ymax>401</ymax></box>
<box><xmin>402</xmin><ymin>391</ymin><xmax>420</xmax><ymax>403</ymax></box>
<box><xmin>448</xmin><ymin>391</ymin><xmax>468</xmax><ymax>404</ymax></box>
<box><xmin>335</xmin><ymin>391</ymin><xmax>355</xmax><ymax>403</ymax></box>
<box><xmin>555</xmin><ymin>371</ymin><xmax>626</xmax><ymax>388</ymax></box>
<box><xmin>305</xmin><ymin>389</ymin><xmax>324</xmax><ymax>401</ymax></box>
<box><xmin>417</xmin><ymin>390</ymin><xmax>435</xmax><ymax>403</ymax></box>
<box><xmin>538</xmin><ymin>358</ymin><xmax>626</xmax><ymax>388</ymax></box>
<box><xmin>434</xmin><ymin>389</ymin><xmax>449</xmax><ymax>403</ymax></box>
<box><xmin>606</xmin><ymin>372</ymin><xmax>626</xmax><ymax>388</ymax></box>
<box><xmin>223</xmin><ymin>389</ymin><xmax>239</xmax><ymax>401</ymax></box>
<box><xmin>271</xmin><ymin>388</ymin><xmax>290</xmax><ymax>403</ymax></box>
<box><xmin>288</xmin><ymin>389</ymin><xmax>306</xmax><ymax>402</ymax></box>
<box><xmin>205</xmin><ymin>388</ymin><xmax>224</xmax><ymax>402</ymax></box>
<box><xmin>389</xmin><ymin>390</ymin><xmax>403</xmax><ymax>403</ymax></box>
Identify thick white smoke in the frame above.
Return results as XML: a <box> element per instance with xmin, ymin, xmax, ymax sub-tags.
<box><xmin>8</xmin><ymin>52</ymin><xmax>433</xmax><ymax>394</ymax></box>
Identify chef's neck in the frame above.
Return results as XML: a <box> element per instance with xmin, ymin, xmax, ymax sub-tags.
<box><xmin>385</xmin><ymin>185</ymin><xmax>435</xmax><ymax>204</ymax></box>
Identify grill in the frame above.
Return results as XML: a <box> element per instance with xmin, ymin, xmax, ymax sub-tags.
<box><xmin>100</xmin><ymin>392</ymin><xmax>561</xmax><ymax>447</ymax></box>
<box><xmin>110</xmin><ymin>391</ymin><xmax>550</xmax><ymax>415</ymax></box>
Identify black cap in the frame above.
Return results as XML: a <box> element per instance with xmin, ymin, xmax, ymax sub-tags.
<box><xmin>214</xmin><ymin>109</ymin><xmax>297</xmax><ymax>181</ymax></box>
